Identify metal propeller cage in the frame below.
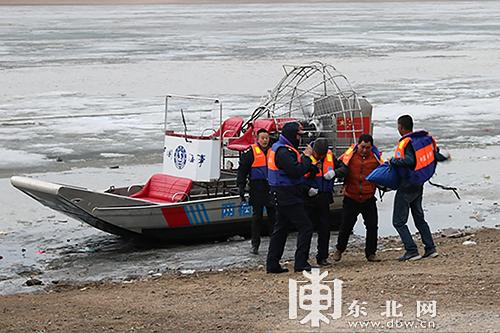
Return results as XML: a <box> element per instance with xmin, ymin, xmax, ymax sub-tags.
<box><xmin>247</xmin><ymin>61</ymin><xmax>373</xmax><ymax>156</ymax></box>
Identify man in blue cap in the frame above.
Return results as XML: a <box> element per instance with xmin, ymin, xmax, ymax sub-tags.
<box><xmin>266</xmin><ymin>122</ymin><xmax>314</xmax><ymax>273</ymax></box>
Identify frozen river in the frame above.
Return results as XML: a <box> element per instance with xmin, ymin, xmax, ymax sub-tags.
<box><xmin>1</xmin><ymin>1</ymin><xmax>499</xmax><ymax>176</ymax></box>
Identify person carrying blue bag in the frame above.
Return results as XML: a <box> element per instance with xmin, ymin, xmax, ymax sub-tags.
<box><xmin>389</xmin><ymin>115</ymin><xmax>449</xmax><ymax>261</ymax></box>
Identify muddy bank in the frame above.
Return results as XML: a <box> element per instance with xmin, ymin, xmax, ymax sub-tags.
<box><xmin>1</xmin><ymin>228</ymin><xmax>498</xmax><ymax>333</ymax></box>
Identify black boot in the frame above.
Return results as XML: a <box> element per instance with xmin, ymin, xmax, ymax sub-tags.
<box><xmin>266</xmin><ymin>265</ymin><xmax>289</xmax><ymax>274</ymax></box>
<box><xmin>317</xmin><ymin>258</ymin><xmax>330</xmax><ymax>266</ymax></box>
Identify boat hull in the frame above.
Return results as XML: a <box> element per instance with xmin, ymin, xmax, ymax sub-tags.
<box><xmin>11</xmin><ymin>176</ymin><xmax>343</xmax><ymax>242</ymax></box>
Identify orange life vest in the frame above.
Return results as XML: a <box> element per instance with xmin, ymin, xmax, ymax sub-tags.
<box><xmin>340</xmin><ymin>144</ymin><xmax>383</xmax><ymax>166</ymax></box>
<box><xmin>267</xmin><ymin>136</ymin><xmax>303</xmax><ymax>187</ymax></box>
<box><xmin>394</xmin><ymin>131</ymin><xmax>437</xmax><ymax>185</ymax></box>
<box><xmin>305</xmin><ymin>150</ymin><xmax>335</xmax><ymax>192</ymax></box>
<box><xmin>249</xmin><ymin>143</ymin><xmax>269</xmax><ymax>180</ymax></box>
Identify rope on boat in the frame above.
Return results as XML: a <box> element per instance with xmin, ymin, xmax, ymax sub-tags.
<box><xmin>428</xmin><ymin>180</ymin><xmax>461</xmax><ymax>200</ymax></box>
<box><xmin>180</xmin><ymin>108</ymin><xmax>191</xmax><ymax>143</ymax></box>
<box><xmin>376</xmin><ymin>181</ymin><xmax>460</xmax><ymax>201</ymax></box>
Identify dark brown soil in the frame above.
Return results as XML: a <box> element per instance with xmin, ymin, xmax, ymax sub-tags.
<box><xmin>1</xmin><ymin>228</ymin><xmax>499</xmax><ymax>332</ymax></box>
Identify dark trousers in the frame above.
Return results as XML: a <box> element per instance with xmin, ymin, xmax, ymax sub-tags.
<box><xmin>305</xmin><ymin>194</ymin><xmax>332</xmax><ymax>261</ymax></box>
<box><xmin>392</xmin><ymin>188</ymin><xmax>435</xmax><ymax>253</ymax></box>
<box><xmin>336</xmin><ymin>196</ymin><xmax>378</xmax><ymax>258</ymax></box>
<box><xmin>266</xmin><ymin>203</ymin><xmax>313</xmax><ymax>270</ymax></box>
<box><xmin>251</xmin><ymin>203</ymin><xmax>276</xmax><ymax>249</ymax></box>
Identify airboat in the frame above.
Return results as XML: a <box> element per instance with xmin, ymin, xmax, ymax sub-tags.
<box><xmin>11</xmin><ymin>62</ymin><xmax>373</xmax><ymax>241</ymax></box>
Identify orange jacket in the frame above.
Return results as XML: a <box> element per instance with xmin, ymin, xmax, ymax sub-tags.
<box><xmin>341</xmin><ymin>146</ymin><xmax>382</xmax><ymax>203</ymax></box>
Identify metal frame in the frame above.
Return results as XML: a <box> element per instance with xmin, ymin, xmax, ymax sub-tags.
<box><xmin>245</xmin><ymin>61</ymin><xmax>368</xmax><ymax>152</ymax></box>
<box><xmin>163</xmin><ymin>94</ymin><xmax>224</xmax><ymax>175</ymax></box>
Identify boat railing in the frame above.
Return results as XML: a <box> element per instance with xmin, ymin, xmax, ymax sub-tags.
<box><xmin>172</xmin><ymin>191</ymin><xmax>191</xmax><ymax>202</ymax></box>
<box><xmin>163</xmin><ymin>94</ymin><xmax>225</xmax><ymax>182</ymax></box>
<box><xmin>93</xmin><ymin>194</ymin><xmax>241</xmax><ymax>212</ymax></box>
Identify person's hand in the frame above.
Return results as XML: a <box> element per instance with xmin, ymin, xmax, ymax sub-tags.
<box><xmin>323</xmin><ymin>169</ymin><xmax>335</xmax><ymax>180</ymax></box>
<box><xmin>308</xmin><ymin>187</ymin><xmax>319</xmax><ymax>197</ymax></box>
<box><xmin>303</xmin><ymin>144</ymin><xmax>313</xmax><ymax>157</ymax></box>
<box><xmin>377</xmin><ymin>185</ymin><xmax>391</xmax><ymax>192</ymax></box>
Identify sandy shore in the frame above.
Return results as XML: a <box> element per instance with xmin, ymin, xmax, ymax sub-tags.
<box><xmin>1</xmin><ymin>228</ymin><xmax>498</xmax><ymax>332</ymax></box>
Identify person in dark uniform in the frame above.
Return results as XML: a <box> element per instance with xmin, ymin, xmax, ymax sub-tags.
<box><xmin>304</xmin><ymin>138</ymin><xmax>347</xmax><ymax>266</ymax></box>
<box><xmin>266</xmin><ymin>122</ymin><xmax>314</xmax><ymax>273</ymax></box>
<box><xmin>237</xmin><ymin>128</ymin><xmax>276</xmax><ymax>255</ymax></box>
<box><xmin>390</xmin><ymin>115</ymin><xmax>449</xmax><ymax>261</ymax></box>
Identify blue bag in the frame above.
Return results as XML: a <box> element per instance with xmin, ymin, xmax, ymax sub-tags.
<box><xmin>365</xmin><ymin>162</ymin><xmax>400</xmax><ymax>190</ymax></box>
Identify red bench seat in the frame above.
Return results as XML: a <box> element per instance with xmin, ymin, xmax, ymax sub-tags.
<box><xmin>131</xmin><ymin>173</ymin><xmax>193</xmax><ymax>203</ymax></box>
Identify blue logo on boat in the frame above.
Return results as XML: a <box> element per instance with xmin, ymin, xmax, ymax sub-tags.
<box><xmin>239</xmin><ymin>201</ymin><xmax>252</xmax><ymax>216</ymax></box>
<box><xmin>221</xmin><ymin>203</ymin><xmax>235</xmax><ymax>218</ymax></box>
<box><xmin>173</xmin><ymin>145</ymin><xmax>187</xmax><ymax>169</ymax></box>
